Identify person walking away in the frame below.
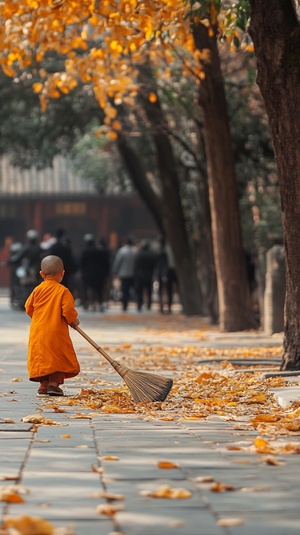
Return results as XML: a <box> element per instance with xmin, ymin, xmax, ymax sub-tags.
<box><xmin>112</xmin><ymin>237</ymin><xmax>137</xmax><ymax>311</ymax></box>
<box><xmin>155</xmin><ymin>237</ymin><xmax>177</xmax><ymax>314</ymax></box>
<box><xmin>134</xmin><ymin>240</ymin><xmax>157</xmax><ymax>312</ymax></box>
<box><xmin>7</xmin><ymin>241</ymin><xmax>23</xmax><ymax>308</ymax></box>
<box><xmin>79</xmin><ymin>234</ymin><xmax>105</xmax><ymax>310</ymax></box>
<box><xmin>98</xmin><ymin>237</ymin><xmax>112</xmax><ymax>310</ymax></box>
<box><xmin>48</xmin><ymin>228</ymin><xmax>76</xmax><ymax>294</ymax></box>
<box><xmin>40</xmin><ymin>232</ymin><xmax>56</xmax><ymax>251</ymax></box>
<box><xmin>25</xmin><ymin>255</ymin><xmax>80</xmax><ymax>397</ymax></box>
<box><xmin>9</xmin><ymin>229</ymin><xmax>42</xmax><ymax>309</ymax></box>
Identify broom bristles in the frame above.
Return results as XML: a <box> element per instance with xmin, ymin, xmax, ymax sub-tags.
<box><xmin>114</xmin><ymin>364</ymin><xmax>173</xmax><ymax>403</ymax></box>
<box><xmin>74</xmin><ymin>326</ymin><xmax>173</xmax><ymax>403</ymax></box>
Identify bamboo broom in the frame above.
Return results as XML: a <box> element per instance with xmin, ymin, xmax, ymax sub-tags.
<box><xmin>74</xmin><ymin>326</ymin><xmax>173</xmax><ymax>403</ymax></box>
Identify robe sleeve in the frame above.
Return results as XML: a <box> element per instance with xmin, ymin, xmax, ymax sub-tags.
<box><xmin>25</xmin><ymin>291</ymin><xmax>35</xmax><ymax>318</ymax></box>
<box><xmin>61</xmin><ymin>288</ymin><xmax>78</xmax><ymax>325</ymax></box>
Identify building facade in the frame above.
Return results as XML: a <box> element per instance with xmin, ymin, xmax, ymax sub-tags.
<box><xmin>0</xmin><ymin>156</ymin><xmax>158</xmax><ymax>286</ymax></box>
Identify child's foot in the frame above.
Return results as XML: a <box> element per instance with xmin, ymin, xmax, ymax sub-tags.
<box><xmin>37</xmin><ymin>386</ymin><xmax>48</xmax><ymax>397</ymax></box>
<box><xmin>47</xmin><ymin>385</ymin><xmax>64</xmax><ymax>396</ymax></box>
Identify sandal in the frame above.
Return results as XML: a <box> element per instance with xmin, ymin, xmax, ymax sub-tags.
<box><xmin>47</xmin><ymin>385</ymin><xmax>64</xmax><ymax>396</ymax></box>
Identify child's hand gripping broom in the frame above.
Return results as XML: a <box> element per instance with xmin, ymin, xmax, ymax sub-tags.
<box><xmin>74</xmin><ymin>326</ymin><xmax>173</xmax><ymax>403</ymax></box>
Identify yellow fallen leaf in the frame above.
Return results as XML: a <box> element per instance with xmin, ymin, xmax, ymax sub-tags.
<box><xmin>2</xmin><ymin>514</ymin><xmax>54</xmax><ymax>534</ymax></box>
<box><xmin>101</xmin><ymin>456</ymin><xmax>120</xmax><ymax>461</ymax></box>
<box><xmin>60</xmin><ymin>434</ymin><xmax>71</xmax><ymax>439</ymax></box>
<box><xmin>69</xmin><ymin>413</ymin><xmax>92</xmax><ymax>419</ymax></box>
<box><xmin>210</xmin><ymin>482</ymin><xmax>235</xmax><ymax>492</ymax></box>
<box><xmin>91</xmin><ymin>464</ymin><xmax>104</xmax><ymax>474</ymax></box>
<box><xmin>96</xmin><ymin>504</ymin><xmax>124</xmax><ymax>516</ymax></box>
<box><xmin>196</xmin><ymin>372</ymin><xmax>212</xmax><ymax>381</ymax></box>
<box><xmin>251</xmin><ymin>414</ymin><xmax>280</xmax><ymax>423</ymax></box>
<box><xmin>140</xmin><ymin>485</ymin><xmax>192</xmax><ymax>499</ymax></box>
<box><xmin>157</xmin><ymin>461</ymin><xmax>179</xmax><ymax>469</ymax></box>
<box><xmin>254</xmin><ymin>436</ymin><xmax>274</xmax><ymax>453</ymax></box>
<box><xmin>0</xmin><ymin>484</ymin><xmax>28</xmax><ymax>497</ymax></box>
<box><xmin>21</xmin><ymin>414</ymin><xmax>58</xmax><ymax>425</ymax></box>
<box><xmin>0</xmin><ymin>488</ymin><xmax>25</xmax><ymax>503</ymax></box>
<box><xmin>217</xmin><ymin>517</ymin><xmax>244</xmax><ymax>527</ymax></box>
<box><xmin>284</xmin><ymin>422</ymin><xmax>300</xmax><ymax>431</ymax></box>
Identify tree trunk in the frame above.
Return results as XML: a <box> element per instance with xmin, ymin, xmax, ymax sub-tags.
<box><xmin>138</xmin><ymin>63</ymin><xmax>203</xmax><ymax>315</ymax></box>
<box><xmin>196</xmin><ymin>170</ymin><xmax>218</xmax><ymax>323</ymax></box>
<box><xmin>117</xmin><ymin>136</ymin><xmax>164</xmax><ymax>235</ymax></box>
<box><xmin>249</xmin><ymin>0</ymin><xmax>300</xmax><ymax>369</ymax></box>
<box><xmin>193</xmin><ymin>23</ymin><xmax>255</xmax><ymax>331</ymax></box>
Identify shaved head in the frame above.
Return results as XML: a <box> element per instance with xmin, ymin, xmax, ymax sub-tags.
<box><xmin>41</xmin><ymin>255</ymin><xmax>64</xmax><ymax>276</ymax></box>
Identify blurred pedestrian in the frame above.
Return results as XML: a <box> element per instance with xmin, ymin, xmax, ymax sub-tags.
<box><xmin>8</xmin><ymin>229</ymin><xmax>42</xmax><ymax>309</ymax></box>
<box><xmin>79</xmin><ymin>234</ymin><xmax>106</xmax><ymax>311</ymax></box>
<box><xmin>98</xmin><ymin>237</ymin><xmax>112</xmax><ymax>310</ymax></box>
<box><xmin>155</xmin><ymin>237</ymin><xmax>177</xmax><ymax>314</ymax></box>
<box><xmin>40</xmin><ymin>232</ymin><xmax>56</xmax><ymax>251</ymax></box>
<box><xmin>25</xmin><ymin>255</ymin><xmax>80</xmax><ymax>397</ymax></box>
<box><xmin>48</xmin><ymin>228</ymin><xmax>76</xmax><ymax>293</ymax></box>
<box><xmin>134</xmin><ymin>240</ymin><xmax>157</xmax><ymax>312</ymax></box>
<box><xmin>112</xmin><ymin>237</ymin><xmax>137</xmax><ymax>311</ymax></box>
<box><xmin>7</xmin><ymin>241</ymin><xmax>23</xmax><ymax>308</ymax></box>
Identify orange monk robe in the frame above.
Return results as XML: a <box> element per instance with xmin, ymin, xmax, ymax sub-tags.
<box><xmin>25</xmin><ymin>279</ymin><xmax>80</xmax><ymax>382</ymax></box>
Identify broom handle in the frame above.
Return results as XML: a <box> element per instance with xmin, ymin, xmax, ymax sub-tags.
<box><xmin>74</xmin><ymin>326</ymin><xmax>115</xmax><ymax>366</ymax></box>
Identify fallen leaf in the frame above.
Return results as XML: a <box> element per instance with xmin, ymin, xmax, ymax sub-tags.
<box><xmin>194</xmin><ymin>475</ymin><xmax>215</xmax><ymax>483</ymax></box>
<box><xmin>210</xmin><ymin>482</ymin><xmax>235</xmax><ymax>492</ymax></box>
<box><xmin>140</xmin><ymin>485</ymin><xmax>192</xmax><ymax>499</ymax></box>
<box><xmin>96</xmin><ymin>504</ymin><xmax>124</xmax><ymax>516</ymax></box>
<box><xmin>10</xmin><ymin>377</ymin><xmax>23</xmax><ymax>382</ymax></box>
<box><xmin>69</xmin><ymin>413</ymin><xmax>91</xmax><ymax>419</ymax></box>
<box><xmin>91</xmin><ymin>464</ymin><xmax>104</xmax><ymax>474</ymax></box>
<box><xmin>91</xmin><ymin>492</ymin><xmax>124</xmax><ymax>500</ymax></box>
<box><xmin>261</xmin><ymin>456</ymin><xmax>285</xmax><ymax>466</ymax></box>
<box><xmin>217</xmin><ymin>517</ymin><xmax>244</xmax><ymax>527</ymax></box>
<box><xmin>101</xmin><ymin>456</ymin><xmax>120</xmax><ymax>461</ymax></box>
<box><xmin>157</xmin><ymin>461</ymin><xmax>179</xmax><ymax>469</ymax></box>
<box><xmin>0</xmin><ymin>486</ymin><xmax>25</xmax><ymax>503</ymax></box>
<box><xmin>60</xmin><ymin>434</ymin><xmax>71</xmax><ymax>439</ymax></box>
<box><xmin>254</xmin><ymin>436</ymin><xmax>274</xmax><ymax>453</ymax></box>
<box><xmin>2</xmin><ymin>514</ymin><xmax>54</xmax><ymax>534</ymax></box>
<box><xmin>21</xmin><ymin>414</ymin><xmax>59</xmax><ymax>426</ymax></box>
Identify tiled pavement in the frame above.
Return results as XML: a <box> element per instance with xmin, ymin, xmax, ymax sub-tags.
<box><xmin>0</xmin><ymin>297</ymin><xmax>299</xmax><ymax>535</ymax></box>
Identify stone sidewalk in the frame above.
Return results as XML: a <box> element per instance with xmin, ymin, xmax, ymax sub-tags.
<box><xmin>1</xmin><ymin>298</ymin><xmax>300</xmax><ymax>535</ymax></box>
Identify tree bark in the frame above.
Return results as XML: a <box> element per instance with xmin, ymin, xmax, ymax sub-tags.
<box><xmin>249</xmin><ymin>0</ymin><xmax>300</xmax><ymax>369</ymax></box>
<box><xmin>193</xmin><ymin>23</ymin><xmax>255</xmax><ymax>331</ymax></box>
<box><xmin>117</xmin><ymin>136</ymin><xmax>164</xmax><ymax>235</ymax></box>
<box><xmin>138</xmin><ymin>63</ymin><xmax>203</xmax><ymax>315</ymax></box>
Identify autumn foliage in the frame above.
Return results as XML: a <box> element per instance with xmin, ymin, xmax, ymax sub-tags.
<box><xmin>0</xmin><ymin>1</ymin><xmax>229</xmax><ymax>137</ymax></box>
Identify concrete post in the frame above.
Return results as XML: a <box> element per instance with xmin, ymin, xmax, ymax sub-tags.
<box><xmin>264</xmin><ymin>245</ymin><xmax>285</xmax><ymax>334</ymax></box>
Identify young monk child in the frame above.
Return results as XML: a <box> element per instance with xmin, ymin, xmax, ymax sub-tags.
<box><xmin>25</xmin><ymin>255</ymin><xmax>80</xmax><ymax>396</ymax></box>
